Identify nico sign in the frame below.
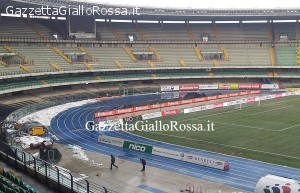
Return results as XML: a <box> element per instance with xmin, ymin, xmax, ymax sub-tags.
<box><xmin>123</xmin><ymin>141</ymin><xmax>153</xmax><ymax>153</ymax></box>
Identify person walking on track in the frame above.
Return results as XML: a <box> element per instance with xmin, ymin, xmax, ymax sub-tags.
<box><xmin>140</xmin><ymin>158</ymin><xmax>146</xmax><ymax>172</ymax></box>
<box><xmin>110</xmin><ymin>155</ymin><xmax>118</xmax><ymax>169</ymax></box>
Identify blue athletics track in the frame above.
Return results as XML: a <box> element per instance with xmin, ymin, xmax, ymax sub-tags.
<box><xmin>49</xmin><ymin>94</ymin><xmax>300</xmax><ymax>192</ymax></box>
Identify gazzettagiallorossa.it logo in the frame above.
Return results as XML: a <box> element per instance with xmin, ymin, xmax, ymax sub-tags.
<box><xmin>5</xmin><ymin>5</ymin><xmax>141</xmax><ymax>16</ymax></box>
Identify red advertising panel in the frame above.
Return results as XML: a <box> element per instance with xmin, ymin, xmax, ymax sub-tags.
<box><xmin>94</xmin><ymin>110</ymin><xmax>116</xmax><ymax>118</ymax></box>
<box><xmin>238</xmin><ymin>84</ymin><xmax>261</xmax><ymax>90</ymax></box>
<box><xmin>213</xmin><ymin>102</ymin><xmax>223</xmax><ymax>108</ymax></box>
<box><xmin>229</xmin><ymin>93</ymin><xmax>239</xmax><ymax>97</ymax></box>
<box><xmin>193</xmin><ymin>97</ymin><xmax>208</xmax><ymax>102</ymax></box>
<box><xmin>150</xmin><ymin>104</ymin><xmax>161</xmax><ymax>109</ymax></box>
<box><xmin>239</xmin><ymin>91</ymin><xmax>249</xmax><ymax>96</ymax></box>
<box><xmin>247</xmin><ymin>97</ymin><xmax>256</xmax><ymax>103</ymax></box>
<box><xmin>207</xmin><ymin>96</ymin><xmax>217</xmax><ymax>100</ymax></box>
<box><xmin>181</xmin><ymin>99</ymin><xmax>194</xmax><ymax>104</ymax></box>
<box><xmin>275</xmin><ymin>93</ymin><xmax>283</xmax><ymax>98</ymax></box>
<box><xmin>218</xmin><ymin>94</ymin><xmax>229</xmax><ymax>99</ymax></box>
<box><xmin>162</xmin><ymin>109</ymin><xmax>180</xmax><ymax>117</ymax></box>
<box><xmin>179</xmin><ymin>85</ymin><xmax>199</xmax><ymax>91</ymax></box>
<box><xmin>250</xmin><ymin>90</ymin><xmax>262</xmax><ymax>94</ymax></box>
<box><xmin>116</xmin><ymin>108</ymin><xmax>133</xmax><ymax>115</ymax></box>
<box><xmin>134</xmin><ymin>105</ymin><xmax>150</xmax><ymax>112</ymax></box>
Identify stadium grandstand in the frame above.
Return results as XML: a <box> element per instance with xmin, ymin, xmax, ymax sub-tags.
<box><xmin>1</xmin><ymin>0</ymin><xmax>300</xmax><ymax>193</ymax></box>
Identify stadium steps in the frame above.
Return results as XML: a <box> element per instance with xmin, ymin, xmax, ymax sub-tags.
<box><xmin>297</xmin><ymin>21</ymin><xmax>300</xmax><ymax>40</ymax></box>
<box><xmin>50</xmin><ymin>63</ymin><xmax>62</xmax><ymax>71</ymax></box>
<box><xmin>179</xmin><ymin>59</ymin><xmax>187</xmax><ymax>67</ymax></box>
<box><xmin>123</xmin><ymin>47</ymin><xmax>138</xmax><ymax>62</ymax></box>
<box><xmin>26</xmin><ymin>18</ymin><xmax>46</xmax><ymax>39</ymax></box>
<box><xmin>151</xmin><ymin>74</ymin><xmax>157</xmax><ymax>78</ymax></box>
<box><xmin>19</xmin><ymin>65</ymin><xmax>31</xmax><ymax>73</ymax></box>
<box><xmin>212</xmin><ymin>22</ymin><xmax>220</xmax><ymax>40</ymax></box>
<box><xmin>297</xmin><ymin>45</ymin><xmax>300</xmax><ymax>66</ymax></box>
<box><xmin>3</xmin><ymin>46</ymin><xmax>31</xmax><ymax>64</ymax></box>
<box><xmin>108</xmin><ymin>22</ymin><xmax>123</xmax><ymax>41</ymax></box>
<box><xmin>267</xmin><ymin>21</ymin><xmax>274</xmax><ymax>41</ymax></box>
<box><xmin>220</xmin><ymin>46</ymin><xmax>229</xmax><ymax>60</ymax></box>
<box><xmin>51</xmin><ymin>47</ymin><xmax>72</xmax><ymax>64</ymax></box>
<box><xmin>136</xmin><ymin>27</ymin><xmax>147</xmax><ymax>41</ymax></box>
<box><xmin>148</xmin><ymin>46</ymin><xmax>161</xmax><ymax>61</ymax></box>
<box><xmin>268</xmin><ymin>72</ymin><xmax>274</xmax><ymax>77</ymax></box>
<box><xmin>83</xmin><ymin>62</ymin><xmax>94</xmax><ymax>70</ymax></box>
<box><xmin>114</xmin><ymin>60</ymin><xmax>124</xmax><ymax>68</ymax></box>
<box><xmin>78</xmin><ymin>47</ymin><xmax>97</xmax><ymax>62</ymax></box>
<box><xmin>95</xmin><ymin>76</ymin><xmax>102</xmax><ymax>80</ymax></box>
<box><xmin>187</xmin><ymin>24</ymin><xmax>197</xmax><ymax>41</ymax></box>
<box><xmin>0</xmin><ymin>61</ymin><xmax>6</xmax><ymax>66</ymax></box>
<box><xmin>147</xmin><ymin>60</ymin><xmax>156</xmax><ymax>68</ymax></box>
<box><xmin>40</xmin><ymin>80</ymin><xmax>48</xmax><ymax>85</ymax></box>
<box><xmin>193</xmin><ymin>47</ymin><xmax>204</xmax><ymax>61</ymax></box>
<box><xmin>213</xmin><ymin>59</ymin><xmax>219</xmax><ymax>67</ymax></box>
<box><xmin>269</xmin><ymin>47</ymin><xmax>276</xmax><ymax>66</ymax></box>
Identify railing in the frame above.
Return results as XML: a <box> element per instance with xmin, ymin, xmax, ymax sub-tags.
<box><xmin>1</xmin><ymin>36</ymin><xmax>299</xmax><ymax>44</ymax></box>
<box><xmin>0</xmin><ymin>137</ymin><xmax>114</xmax><ymax>193</ymax></box>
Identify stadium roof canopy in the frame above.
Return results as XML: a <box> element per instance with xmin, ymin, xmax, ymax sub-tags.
<box><xmin>0</xmin><ymin>0</ymin><xmax>300</xmax><ymax>21</ymax></box>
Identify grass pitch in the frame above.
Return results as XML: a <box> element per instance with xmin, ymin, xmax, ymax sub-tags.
<box><xmin>133</xmin><ymin>96</ymin><xmax>300</xmax><ymax>168</ymax></box>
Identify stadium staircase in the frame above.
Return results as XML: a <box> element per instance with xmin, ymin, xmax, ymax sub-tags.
<box><xmin>220</xmin><ymin>46</ymin><xmax>229</xmax><ymax>60</ymax></box>
<box><xmin>269</xmin><ymin>46</ymin><xmax>277</xmax><ymax>66</ymax></box>
<box><xmin>148</xmin><ymin>46</ymin><xmax>161</xmax><ymax>61</ymax></box>
<box><xmin>213</xmin><ymin>23</ymin><xmax>229</xmax><ymax>61</ymax></box>
<box><xmin>187</xmin><ymin>23</ymin><xmax>197</xmax><ymax>41</ymax></box>
<box><xmin>3</xmin><ymin>46</ymin><xmax>31</xmax><ymax>64</ymax></box>
<box><xmin>114</xmin><ymin>60</ymin><xmax>124</xmax><ymax>68</ymax></box>
<box><xmin>84</xmin><ymin>62</ymin><xmax>94</xmax><ymax>70</ymax></box>
<box><xmin>0</xmin><ymin>60</ymin><xmax>6</xmax><ymax>66</ymax></box>
<box><xmin>268</xmin><ymin>72</ymin><xmax>274</xmax><ymax>77</ymax></box>
<box><xmin>213</xmin><ymin>59</ymin><xmax>219</xmax><ymax>67</ymax></box>
<box><xmin>193</xmin><ymin>47</ymin><xmax>204</xmax><ymax>61</ymax></box>
<box><xmin>297</xmin><ymin>45</ymin><xmax>300</xmax><ymax>66</ymax></box>
<box><xmin>108</xmin><ymin>22</ymin><xmax>123</xmax><ymax>41</ymax></box>
<box><xmin>136</xmin><ymin>27</ymin><xmax>147</xmax><ymax>41</ymax></box>
<box><xmin>50</xmin><ymin>63</ymin><xmax>62</xmax><ymax>71</ymax></box>
<box><xmin>51</xmin><ymin>47</ymin><xmax>72</xmax><ymax>64</ymax></box>
<box><xmin>40</xmin><ymin>80</ymin><xmax>48</xmax><ymax>85</ymax></box>
<box><xmin>147</xmin><ymin>60</ymin><xmax>156</xmax><ymax>68</ymax></box>
<box><xmin>296</xmin><ymin>21</ymin><xmax>300</xmax><ymax>40</ymax></box>
<box><xmin>78</xmin><ymin>47</ymin><xmax>97</xmax><ymax>62</ymax></box>
<box><xmin>212</xmin><ymin>22</ymin><xmax>220</xmax><ymax>40</ymax></box>
<box><xmin>179</xmin><ymin>59</ymin><xmax>187</xmax><ymax>67</ymax></box>
<box><xmin>95</xmin><ymin>76</ymin><xmax>102</xmax><ymax>80</ymax></box>
<box><xmin>123</xmin><ymin>47</ymin><xmax>138</xmax><ymax>62</ymax></box>
<box><xmin>268</xmin><ymin>22</ymin><xmax>276</xmax><ymax>66</ymax></box>
<box><xmin>0</xmin><ymin>167</ymin><xmax>39</xmax><ymax>193</ymax></box>
<box><xmin>19</xmin><ymin>65</ymin><xmax>31</xmax><ymax>73</ymax></box>
<box><xmin>26</xmin><ymin>18</ymin><xmax>46</xmax><ymax>39</ymax></box>
<box><xmin>151</xmin><ymin>73</ymin><xmax>157</xmax><ymax>78</ymax></box>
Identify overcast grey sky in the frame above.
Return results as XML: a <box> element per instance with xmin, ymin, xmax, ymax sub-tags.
<box><xmin>86</xmin><ymin>0</ymin><xmax>300</xmax><ymax>9</ymax></box>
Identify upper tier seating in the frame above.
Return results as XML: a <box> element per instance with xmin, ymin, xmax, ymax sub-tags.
<box><xmin>273</xmin><ymin>23</ymin><xmax>297</xmax><ymax>41</ymax></box>
<box><xmin>275</xmin><ymin>45</ymin><xmax>297</xmax><ymax>66</ymax></box>
<box><xmin>0</xmin><ymin>17</ymin><xmax>55</xmax><ymax>39</ymax></box>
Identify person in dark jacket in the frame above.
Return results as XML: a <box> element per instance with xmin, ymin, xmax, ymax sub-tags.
<box><xmin>110</xmin><ymin>155</ymin><xmax>118</xmax><ymax>169</ymax></box>
<box><xmin>140</xmin><ymin>158</ymin><xmax>146</xmax><ymax>172</ymax></box>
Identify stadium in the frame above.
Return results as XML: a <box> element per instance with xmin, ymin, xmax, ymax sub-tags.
<box><xmin>0</xmin><ymin>0</ymin><xmax>300</xmax><ymax>193</ymax></box>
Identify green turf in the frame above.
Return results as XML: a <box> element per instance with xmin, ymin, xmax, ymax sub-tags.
<box><xmin>132</xmin><ymin>96</ymin><xmax>300</xmax><ymax>168</ymax></box>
